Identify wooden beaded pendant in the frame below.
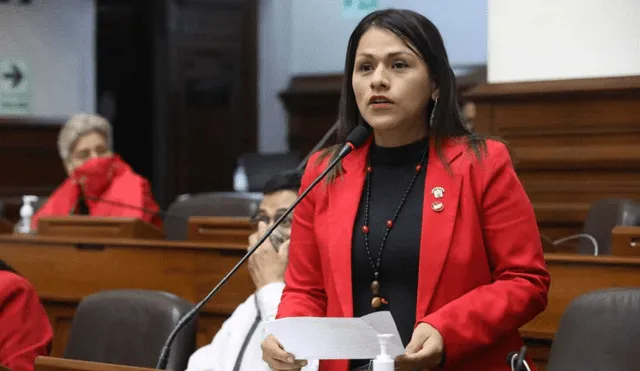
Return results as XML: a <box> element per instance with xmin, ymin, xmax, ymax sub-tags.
<box><xmin>370</xmin><ymin>278</ymin><xmax>382</xmax><ymax>309</ymax></box>
<box><xmin>371</xmin><ymin>296</ymin><xmax>383</xmax><ymax>309</ymax></box>
<box><xmin>362</xmin><ymin>145</ymin><xmax>429</xmax><ymax>310</ymax></box>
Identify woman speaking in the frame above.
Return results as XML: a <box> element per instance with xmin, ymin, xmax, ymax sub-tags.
<box><xmin>262</xmin><ymin>8</ymin><xmax>550</xmax><ymax>371</ymax></box>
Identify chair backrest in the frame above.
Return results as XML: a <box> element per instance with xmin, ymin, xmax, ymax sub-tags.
<box><xmin>546</xmin><ymin>288</ymin><xmax>640</xmax><ymax>371</ymax></box>
<box><xmin>239</xmin><ymin>153</ymin><xmax>301</xmax><ymax>192</ymax></box>
<box><xmin>63</xmin><ymin>289</ymin><xmax>196</xmax><ymax>371</ymax></box>
<box><xmin>580</xmin><ymin>198</ymin><xmax>640</xmax><ymax>255</ymax></box>
<box><xmin>164</xmin><ymin>192</ymin><xmax>262</xmax><ymax>240</ymax></box>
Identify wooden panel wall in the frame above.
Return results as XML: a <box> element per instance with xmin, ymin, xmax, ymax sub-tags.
<box><xmin>0</xmin><ymin>118</ymin><xmax>66</xmax><ymax>220</ymax></box>
<box><xmin>466</xmin><ymin>76</ymin><xmax>640</xmax><ymax>250</ymax></box>
<box><xmin>280</xmin><ymin>74</ymin><xmax>343</xmax><ymax>157</ymax></box>
<box><xmin>280</xmin><ymin>67</ymin><xmax>487</xmax><ymax>159</ymax></box>
<box><xmin>280</xmin><ymin>74</ymin><xmax>640</xmax><ymax>251</ymax></box>
<box><xmin>154</xmin><ymin>0</ymin><xmax>258</xmax><ymax>205</ymax></box>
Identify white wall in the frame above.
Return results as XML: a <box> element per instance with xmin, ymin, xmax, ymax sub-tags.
<box><xmin>258</xmin><ymin>0</ymin><xmax>293</xmax><ymax>153</ymax></box>
<box><xmin>488</xmin><ymin>0</ymin><xmax>640</xmax><ymax>83</ymax></box>
<box><xmin>0</xmin><ymin>0</ymin><xmax>95</xmax><ymax>117</ymax></box>
<box><xmin>291</xmin><ymin>0</ymin><xmax>488</xmax><ymax>74</ymax></box>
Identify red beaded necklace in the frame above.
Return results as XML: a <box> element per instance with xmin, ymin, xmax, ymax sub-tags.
<box><xmin>361</xmin><ymin>145</ymin><xmax>429</xmax><ymax>309</ymax></box>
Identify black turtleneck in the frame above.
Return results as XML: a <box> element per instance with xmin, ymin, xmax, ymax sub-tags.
<box><xmin>76</xmin><ymin>195</ymin><xmax>90</xmax><ymax>215</ymax></box>
<box><xmin>350</xmin><ymin>137</ymin><xmax>428</xmax><ymax>368</ymax></box>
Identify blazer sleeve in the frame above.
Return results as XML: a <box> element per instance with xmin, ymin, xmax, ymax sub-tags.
<box><xmin>276</xmin><ymin>153</ymin><xmax>328</xmax><ymax>319</ymax></box>
<box><xmin>421</xmin><ymin>142</ymin><xmax>550</xmax><ymax>365</ymax></box>
<box><xmin>31</xmin><ymin>179</ymin><xmax>77</xmax><ymax>231</ymax></box>
<box><xmin>0</xmin><ymin>273</ymin><xmax>53</xmax><ymax>371</ymax></box>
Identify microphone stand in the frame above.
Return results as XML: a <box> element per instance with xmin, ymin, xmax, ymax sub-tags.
<box><xmin>155</xmin><ymin>125</ymin><xmax>371</xmax><ymax>369</ymax></box>
<box><xmin>84</xmin><ymin>195</ymin><xmax>165</xmax><ymax>219</ymax></box>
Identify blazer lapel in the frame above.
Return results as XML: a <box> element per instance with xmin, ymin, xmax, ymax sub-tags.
<box><xmin>327</xmin><ymin>140</ymin><xmax>370</xmax><ymax>317</ymax></box>
<box><xmin>416</xmin><ymin>142</ymin><xmax>464</xmax><ymax>319</ymax></box>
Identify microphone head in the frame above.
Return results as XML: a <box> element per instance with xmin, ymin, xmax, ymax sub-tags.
<box><xmin>345</xmin><ymin>125</ymin><xmax>372</xmax><ymax>148</ymax></box>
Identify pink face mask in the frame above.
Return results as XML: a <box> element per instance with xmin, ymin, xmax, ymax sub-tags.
<box><xmin>72</xmin><ymin>156</ymin><xmax>117</xmax><ymax>197</ymax></box>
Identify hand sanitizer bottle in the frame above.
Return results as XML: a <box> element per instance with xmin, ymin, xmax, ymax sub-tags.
<box><xmin>16</xmin><ymin>195</ymin><xmax>38</xmax><ymax>234</ymax></box>
<box><xmin>372</xmin><ymin>334</ymin><xmax>394</xmax><ymax>371</ymax></box>
<box><xmin>233</xmin><ymin>159</ymin><xmax>249</xmax><ymax>192</ymax></box>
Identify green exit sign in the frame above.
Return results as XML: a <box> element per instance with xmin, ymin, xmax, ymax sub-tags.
<box><xmin>343</xmin><ymin>0</ymin><xmax>379</xmax><ymax>20</ymax></box>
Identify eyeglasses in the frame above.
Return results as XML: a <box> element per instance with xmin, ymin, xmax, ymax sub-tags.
<box><xmin>250</xmin><ymin>212</ymin><xmax>293</xmax><ymax>228</ymax></box>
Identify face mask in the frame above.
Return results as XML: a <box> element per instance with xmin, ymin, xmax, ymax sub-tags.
<box><xmin>72</xmin><ymin>156</ymin><xmax>117</xmax><ymax>198</ymax></box>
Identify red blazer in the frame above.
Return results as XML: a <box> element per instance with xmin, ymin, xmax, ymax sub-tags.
<box><xmin>277</xmin><ymin>138</ymin><xmax>550</xmax><ymax>371</ymax></box>
<box><xmin>32</xmin><ymin>158</ymin><xmax>162</xmax><ymax>230</ymax></box>
<box><xmin>0</xmin><ymin>271</ymin><xmax>53</xmax><ymax>371</ymax></box>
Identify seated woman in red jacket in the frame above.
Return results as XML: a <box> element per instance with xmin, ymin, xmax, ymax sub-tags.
<box><xmin>32</xmin><ymin>113</ymin><xmax>162</xmax><ymax>230</ymax></box>
<box><xmin>0</xmin><ymin>260</ymin><xmax>53</xmax><ymax>371</ymax></box>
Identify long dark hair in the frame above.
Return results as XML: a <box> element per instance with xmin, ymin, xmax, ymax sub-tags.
<box><xmin>0</xmin><ymin>259</ymin><xmax>17</xmax><ymax>273</ymax></box>
<box><xmin>320</xmin><ymin>8</ymin><xmax>487</xmax><ymax>181</ymax></box>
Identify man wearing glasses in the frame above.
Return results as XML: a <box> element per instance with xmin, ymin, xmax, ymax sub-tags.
<box><xmin>185</xmin><ymin>170</ymin><xmax>316</xmax><ymax>371</ymax></box>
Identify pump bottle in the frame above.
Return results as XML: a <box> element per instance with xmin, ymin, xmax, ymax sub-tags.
<box><xmin>16</xmin><ymin>195</ymin><xmax>38</xmax><ymax>234</ymax></box>
<box><xmin>372</xmin><ymin>334</ymin><xmax>395</xmax><ymax>371</ymax></box>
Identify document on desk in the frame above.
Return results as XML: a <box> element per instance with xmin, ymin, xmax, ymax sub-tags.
<box><xmin>264</xmin><ymin>311</ymin><xmax>404</xmax><ymax>360</ymax></box>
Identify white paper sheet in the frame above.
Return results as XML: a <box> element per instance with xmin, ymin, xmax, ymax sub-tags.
<box><xmin>264</xmin><ymin>311</ymin><xmax>405</xmax><ymax>360</ymax></box>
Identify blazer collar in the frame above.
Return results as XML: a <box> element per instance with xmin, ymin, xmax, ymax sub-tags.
<box><xmin>416</xmin><ymin>140</ymin><xmax>464</xmax><ymax>318</ymax></box>
<box><xmin>328</xmin><ymin>136</ymin><xmax>466</xmax><ymax>317</ymax></box>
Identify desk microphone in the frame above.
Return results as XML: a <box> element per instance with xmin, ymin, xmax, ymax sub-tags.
<box><xmin>67</xmin><ymin>192</ymin><xmax>167</xmax><ymax>229</ymax></box>
<box><xmin>506</xmin><ymin>346</ymin><xmax>531</xmax><ymax>371</ymax></box>
<box><xmin>83</xmin><ymin>195</ymin><xmax>165</xmax><ymax>220</ymax></box>
<box><xmin>155</xmin><ymin>124</ymin><xmax>372</xmax><ymax>369</ymax></box>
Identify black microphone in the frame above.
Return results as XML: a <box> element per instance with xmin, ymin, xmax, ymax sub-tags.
<box><xmin>506</xmin><ymin>346</ymin><xmax>530</xmax><ymax>371</ymax></box>
<box><xmin>66</xmin><ymin>191</ymin><xmax>167</xmax><ymax>229</ymax></box>
<box><xmin>82</xmin><ymin>195</ymin><xmax>165</xmax><ymax>220</ymax></box>
<box><xmin>60</xmin><ymin>190</ymin><xmax>188</xmax><ymax>238</ymax></box>
<box><xmin>69</xmin><ymin>180</ymin><xmax>164</xmax><ymax>220</ymax></box>
<box><xmin>155</xmin><ymin>124</ymin><xmax>372</xmax><ymax>369</ymax></box>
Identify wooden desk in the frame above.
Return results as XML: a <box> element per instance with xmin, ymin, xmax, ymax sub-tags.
<box><xmin>35</xmin><ymin>356</ymin><xmax>154</xmax><ymax>371</ymax></box>
<box><xmin>3</xmin><ymin>230</ymin><xmax>640</xmax><ymax>370</ymax></box>
<box><xmin>521</xmin><ymin>253</ymin><xmax>640</xmax><ymax>370</ymax></box>
<box><xmin>38</xmin><ymin>217</ymin><xmax>165</xmax><ymax>240</ymax></box>
<box><xmin>0</xmin><ymin>233</ymin><xmax>254</xmax><ymax>357</ymax></box>
<box><xmin>611</xmin><ymin>226</ymin><xmax>640</xmax><ymax>257</ymax></box>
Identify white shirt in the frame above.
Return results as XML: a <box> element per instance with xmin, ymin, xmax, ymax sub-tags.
<box><xmin>185</xmin><ymin>282</ymin><xmax>318</xmax><ymax>371</ymax></box>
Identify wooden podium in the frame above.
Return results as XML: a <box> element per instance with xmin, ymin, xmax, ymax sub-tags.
<box><xmin>186</xmin><ymin>216</ymin><xmax>253</xmax><ymax>247</ymax></box>
<box><xmin>611</xmin><ymin>226</ymin><xmax>640</xmax><ymax>256</ymax></box>
<box><xmin>37</xmin><ymin>216</ymin><xmax>164</xmax><ymax>239</ymax></box>
<box><xmin>35</xmin><ymin>357</ymin><xmax>157</xmax><ymax>371</ymax></box>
